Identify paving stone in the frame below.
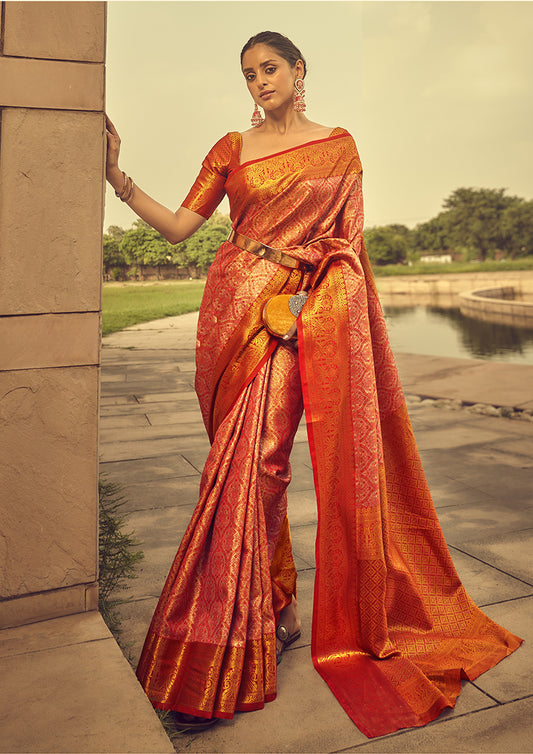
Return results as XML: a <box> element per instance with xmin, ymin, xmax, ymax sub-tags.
<box><xmin>448</xmin><ymin>547</ymin><xmax>533</xmax><ymax>606</ymax></box>
<box><xmin>100</xmin><ymin>379</ymin><xmax>195</xmax><ymax>396</ymax></box>
<box><xmin>114</xmin><ymin>596</ymin><xmax>159</xmax><ymax>668</ymax></box>
<box><xmin>290</xmin><ymin>522</ymin><xmax>318</xmax><ymax>568</ymax></box>
<box><xmin>422</xmin><ymin>476</ymin><xmax>489</xmax><ymax>509</ymax></box>
<box><xmin>287</xmin><ymin>488</ymin><xmax>317</xmax><ymax>526</ymax></box>
<box><xmin>475</xmin><ymin>596</ymin><xmax>532</xmax><ymax>701</ymax></box>
<box><xmin>414</xmin><ymin>424</ymin><xmax>504</xmax><ymax>451</ymax></box>
<box><xmin>99</xmin><ymin>413</ymin><xmax>151</xmax><ymax>429</ymax></box>
<box><xmin>125</xmin><ymin>506</ymin><xmax>202</xmax><ymax>599</ymax></box>
<box><xmin>96</xmin><ymin>318</ymin><xmax>533</xmax><ymax>753</ymax></box>
<box><xmin>145</xmin><ymin>409</ymin><xmax>203</xmax><ymax>426</ymax></box>
<box><xmin>101</xmin><ymin>347</ymin><xmax>191</xmax><ymax>363</ymax></box>
<box><xmin>462</xmin><ymin>436</ymin><xmax>533</xmax><ymax>468</ymax></box>
<box><xmin>0</xmin><ymin>610</ymin><xmax>107</xmax><ymax>659</ymax></box>
<box><xmin>100</xmin><ymin>453</ymin><xmax>199</xmax><ymax>485</ymax></box>
<box><xmin>420</xmin><ymin>448</ymin><xmax>533</xmax><ymax>504</ymax></box>
<box><xmin>438</xmin><ymin>499</ymin><xmax>533</xmax><ymax>543</ymax></box>
<box><xmin>135</xmin><ymin>391</ymin><xmax>198</xmax><ymax>404</ymax></box>
<box><xmin>100</xmin><ymin>433</ymin><xmax>209</xmax><ymax>463</ymax></box>
<box><xmin>100</xmin><ymin>395</ymin><xmax>197</xmax><ymax>417</ymax></box>
<box><xmin>287</xmin><ymin>461</ymin><xmax>316</xmax><ymax>491</ymax></box>
<box><xmin>458</xmin><ymin>530</ymin><xmax>533</xmax><ymax>585</ymax></box>
<box><xmin>343</xmin><ymin>697</ymin><xmax>533</xmax><ymax>753</ymax></box>
<box><xmin>0</xmin><ymin>613</ymin><xmax>173</xmax><ymax>754</ymax></box>
<box><xmin>117</xmin><ymin>476</ymin><xmax>201</xmax><ymax>514</ymax></box>
<box><xmin>100</xmin><ymin>421</ymin><xmax>206</xmax><ymax>444</ymax></box>
<box><xmin>179</xmin><ymin>447</ymin><xmax>210</xmax><ymax>473</ymax></box>
<box><xmin>99</xmin><ymin>393</ymin><xmax>141</xmax><ymax>406</ymax></box>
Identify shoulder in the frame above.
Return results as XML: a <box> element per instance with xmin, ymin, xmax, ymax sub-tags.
<box><xmin>332</xmin><ymin>126</ymin><xmax>360</xmax><ymax>152</ymax></box>
<box><xmin>203</xmin><ymin>132</ymin><xmax>241</xmax><ymax>172</ymax></box>
<box><xmin>330</xmin><ymin>126</ymin><xmax>355</xmax><ymax>144</ymax></box>
<box><xmin>327</xmin><ymin>127</ymin><xmax>362</xmax><ymax>174</ymax></box>
<box><xmin>205</xmin><ymin>131</ymin><xmax>241</xmax><ymax>156</ymax></box>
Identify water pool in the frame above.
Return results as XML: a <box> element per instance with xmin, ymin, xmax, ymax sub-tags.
<box><xmin>383</xmin><ymin>305</ymin><xmax>533</xmax><ymax>365</ymax></box>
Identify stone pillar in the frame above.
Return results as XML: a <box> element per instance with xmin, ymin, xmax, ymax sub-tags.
<box><xmin>0</xmin><ymin>2</ymin><xmax>106</xmax><ymax>628</ymax></box>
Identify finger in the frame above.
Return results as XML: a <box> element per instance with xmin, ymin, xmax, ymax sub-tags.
<box><xmin>283</xmin><ymin>321</ymin><xmax>298</xmax><ymax>340</ymax></box>
<box><xmin>105</xmin><ymin>114</ymin><xmax>118</xmax><ymax>136</ymax></box>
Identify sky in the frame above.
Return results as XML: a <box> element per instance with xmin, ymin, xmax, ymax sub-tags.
<box><xmin>104</xmin><ymin>1</ymin><xmax>533</xmax><ymax>233</ymax></box>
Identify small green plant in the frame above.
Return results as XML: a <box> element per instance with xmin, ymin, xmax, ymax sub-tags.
<box><xmin>98</xmin><ymin>475</ymin><xmax>144</xmax><ymax>636</ymax></box>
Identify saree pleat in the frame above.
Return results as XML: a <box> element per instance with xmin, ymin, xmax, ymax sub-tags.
<box><xmin>137</xmin><ymin>128</ymin><xmax>522</xmax><ymax>737</ymax></box>
<box><xmin>137</xmin><ymin>342</ymin><xmax>303</xmax><ymax>717</ymax></box>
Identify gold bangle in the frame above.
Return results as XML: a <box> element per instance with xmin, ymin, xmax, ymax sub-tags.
<box><xmin>115</xmin><ymin>172</ymin><xmax>134</xmax><ymax>202</ymax></box>
<box><xmin>114</xmin><ymin>171</ymin><xmax>127</xmax><ymax>198</ymax></box>
<box><xmin>121</xmin><ymin>176</ymin><xmax>134</xmax><ymax>202</ymax></box>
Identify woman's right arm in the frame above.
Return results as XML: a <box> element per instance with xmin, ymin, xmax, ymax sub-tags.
<box><xmin>106</xmin><ymin>115</ymin><xmax>206</xmax><ymax>245</ymax></box>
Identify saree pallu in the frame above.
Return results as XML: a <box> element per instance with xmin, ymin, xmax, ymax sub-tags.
<box><xmin>136</xmin><ymin>129</ymin><xmax>522</xmax><ymax>736</ymax></box>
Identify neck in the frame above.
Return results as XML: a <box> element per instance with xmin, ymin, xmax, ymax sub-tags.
<box><xmin>262</xmin><ymin>107</ymin><xmax>308</xmax><ymax>134</ymax></box>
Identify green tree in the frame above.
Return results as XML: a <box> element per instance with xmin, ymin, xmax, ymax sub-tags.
<box><xmin>106</xmin><ymin>225</ymin><xmax>126</xmax><ymax>242</ymax></box>
<box><xmin>364</xmin><ymin>224</ymin><xmax>410</xmax><ymax>266</ymax></box>
<box><xmin>103</xmin><ymin>234</ymin><xmax>125</xmax><ymax>267</ymax></box>
<box><xmin>119</xmin><ymin>219</ymin><xmax>174</xmax><ymax>277</ymax></box>
<box><xmin>442</xmin><ymin>187</ymin><xmax>518</xmax><ymax>261</ymax></box>
<box><xmin>107</xmin><ymin>212</ymin><xmax>231</xmax><ymax>278</ymax></box>
<box><xmin>412</xmin><ymin>213</ymin><xmax>452</xmax><ymax>255</ymax></box>
<box><xmin>501</xmin><ymin>199</ymin><xmax>533</xmax><ymax>258</ymax></box>
<box><xmin>179</xmin><ymin>211</ymin><xmax>231</xmax><ymax>276</ymax></box>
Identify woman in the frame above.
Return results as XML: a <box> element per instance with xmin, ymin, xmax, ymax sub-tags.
<box><xmin>106</xmin><ymin>31</ymin><xmax>521</xmax><ymax>739</ymax></box>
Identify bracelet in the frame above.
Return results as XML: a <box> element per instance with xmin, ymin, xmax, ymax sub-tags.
<box><xmin>114</xmin><ymin>171</ymin><xmax>127</xmax><ymax>198</ymax></box>
<box><xmin>115</xmin><ymin>171</ymin><xmax>134</xmax><ymax>202</ymax></box>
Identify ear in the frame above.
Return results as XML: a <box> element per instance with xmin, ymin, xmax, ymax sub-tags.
<box><xmin>294</xmin><ymin>59</ymin><xmax>305</xmax><ymax>79</ymax></box>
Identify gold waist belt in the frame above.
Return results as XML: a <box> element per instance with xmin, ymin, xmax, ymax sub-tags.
<box><xmin>227</xmin><ymin>229</ymin><xmax>314</xmax><ymax>272</ymax></box>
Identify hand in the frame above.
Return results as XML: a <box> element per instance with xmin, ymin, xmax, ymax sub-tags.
<box><xmin>282</xmin><ymin>320</ymin><xmax>298</xmax><ymax>341</ymax></box>
<box><xmin>105</xmin><ymin>114</ymin><xmax>123</xmax><ymax>188</ymax></box>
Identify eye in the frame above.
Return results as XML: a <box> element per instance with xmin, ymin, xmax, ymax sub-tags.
<box><xmin>265</xmin><ymin>66</ymin><xmax>276</xmax><ymax>74</ymax></box>
<box><xmin>245</xmin><ymin>73</ymin><xmax>255</xmax><ymax>82</ymax></box>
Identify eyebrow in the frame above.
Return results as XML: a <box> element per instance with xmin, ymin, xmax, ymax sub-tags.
<box><xmin>242</xmin><ymin>59</ymin><xmax>278</xmax><ymax>73</ymax></box>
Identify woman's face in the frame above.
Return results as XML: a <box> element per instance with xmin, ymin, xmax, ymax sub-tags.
<box><xmin>241</xmin><ymin>43</ymin><xmax>303</xmax><ymax>113</ymax></box>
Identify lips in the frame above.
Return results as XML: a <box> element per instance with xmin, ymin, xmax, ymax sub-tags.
<box><xmin>260</xmin><ymin>90</ymin><xmax>275</xmax><ymax>99</ymax></box>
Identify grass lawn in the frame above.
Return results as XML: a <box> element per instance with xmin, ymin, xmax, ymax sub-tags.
<box><xmin>373</xmin><ymin>257</ymin><xmax>533</xmax><ymax>276</ymax></box>
<box><xmin>102</xmin><ymin>280</ymin><xmax>205</xmax><ymax>336</ymax></box>
<box><xmin>102</xmin><ymin>258</ymin><xmax>533</xmax><ymax>336</ymax></box>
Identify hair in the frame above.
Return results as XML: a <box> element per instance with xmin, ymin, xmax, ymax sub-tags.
<box><xmin>240</xmin><ymin>31</ymin><xmax>307</xmax><ymax>78</ymax></box>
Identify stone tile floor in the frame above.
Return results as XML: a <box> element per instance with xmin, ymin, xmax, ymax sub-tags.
<box><xmin>97</xmin><ymin>314</ymin><xmax>533</xmax><ymax>753</ymax></box>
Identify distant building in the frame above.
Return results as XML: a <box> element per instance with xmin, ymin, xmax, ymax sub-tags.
<box><xmin>420</xmin><ymin>254</ymin><xmax>453</xmax><ymax>264</ymax></box>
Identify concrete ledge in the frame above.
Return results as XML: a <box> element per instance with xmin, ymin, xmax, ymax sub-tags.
<box><xmin>0</xmin><ymin>611</ymin><xmax>174</xmax><ymax>754</ymax></box>
<box><xmin>394</xmin><ymin>352</ymin><xmax>533</xmax><ymax>410</ymax></box>
<box><xmin>376</xmin><ymin>270</ymin><xmax>533</xmax><ymax>296</ymax></box>
<box><xmin>459</xmin><ymin>286</ymin><xmax>533</xmax><ymax>328</ymax></box>
<box><xmin>0</xmin><ymin>583</ymin><xmax>98</xmax><ymax>631</ymax></box>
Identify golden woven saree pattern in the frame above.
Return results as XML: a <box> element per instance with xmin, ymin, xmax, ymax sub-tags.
<box><xmin>137</xmin><ymin>128</ymin><xmax>521</xmax><ymax>734</ymax></box>
<box><xmin>298</xmin><ymin>247</ymin><xmax>521</xmax><ymax>737</ymax></box>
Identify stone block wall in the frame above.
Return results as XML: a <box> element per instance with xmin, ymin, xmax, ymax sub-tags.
<box><xmin>0</xmin><ymin>2</ymin><xmax>106</xmax><ymax>628</ymax></box>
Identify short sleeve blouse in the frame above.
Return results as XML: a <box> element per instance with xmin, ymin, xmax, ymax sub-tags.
<box><xmin>181</xmin><ymin>132</ymin><xmax>240</xmax><ymax>219</ymax></box>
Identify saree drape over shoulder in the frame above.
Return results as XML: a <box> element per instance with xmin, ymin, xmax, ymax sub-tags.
<box><xmin>136</xmin><ymin>128</ymin><xmax>522</xmax><ymax>738</ymax></box>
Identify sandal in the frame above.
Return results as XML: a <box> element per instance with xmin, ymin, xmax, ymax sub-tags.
<box><xmin>276</xmin><ymin>623</ymin><xmax>301</xmax><ymax>665</ymax></box>
<box><xmin>171</xmin><ymin>711</ymin><xmax>219</xmax><ymax>732</ymax></box>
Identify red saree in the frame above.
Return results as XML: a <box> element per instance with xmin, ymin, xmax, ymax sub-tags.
<box><xmin>136</xmin><ymin>129</ymin><xmax>522</xmax><ymax>737</ymax></box>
